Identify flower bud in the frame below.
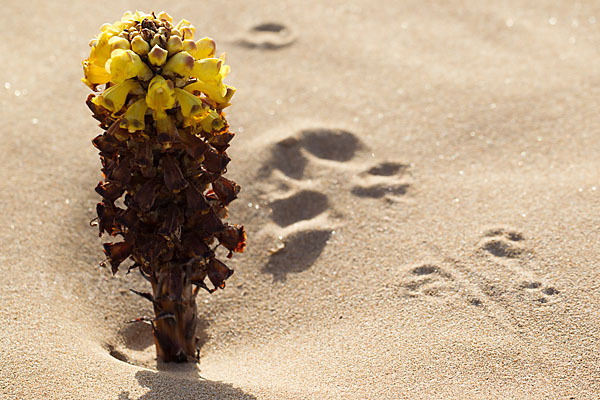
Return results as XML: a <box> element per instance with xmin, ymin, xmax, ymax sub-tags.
<box><xmin>157</xmin><ymin>11</ymin><xmax>173</xmax><ymax>23</ymax></box>
<box><xmin>131</xmin><ymin>36</ymin><xmax>150</xmax><ymax>55</ymax></box>
<box><xmin>163</xmin><ymin>51</ymin><xmax>195</xmax><ymax>78</ymax></box>
<box><xmin>195</xmin><ymin>37</ymin><xmax>216</xmax><ymax>59</ymax></box>
<box><xmin>109</xmin><ymin>36</ymin><xmax>131</xmax><ymax>51</ymax></box>
<box><xmin>170</xmin><ymin>29</ymin><xmax>181</xmax><ymax>37</ymax></box>
<box><xmin>182</xmin><ymin>40</ymin><xmax>196</xmax><ymax>56</ymax></box>
<box><xmin>167</xmin><ymin>35</ymin><xmax>183</xmax><ymax>54</ymax></box>
<box><xmin>148</xmin><ymin>44</ymin><xmax>168</xmax><ymax>66</ymax></box>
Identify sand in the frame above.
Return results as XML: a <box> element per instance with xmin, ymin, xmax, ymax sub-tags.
<box><xmin>1</xmin><ymin>0</ymin><xmax>599</xmax><ymax>398</ymax></box>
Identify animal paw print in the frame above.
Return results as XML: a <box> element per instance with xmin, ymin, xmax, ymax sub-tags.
<box><xmin>476</xmin><ymin>227</ymin><xmax>560</xmax><ymax>306</ymax></box>
<box><xmin>400</xmin><ymin>263</ymin><xmax>455</xmax><ymax>297</ymax></box>
<box><xmin>351</xmin><ymin>161</ymin><xmax>412</xmax><ymax>202</ymax></box>
<box><xmin>479</xmin><ymin>227</ymin><xmax>525</xmax><ymax>259</ymax></box>
<box><xmin>235</xmin><ymin>22</ymin><xmax>296</xmax><ymax>50</ymax></box>
<box><xmin>520</xmin><ymin>281</ymin><xmax>560</xmax><ymax>305</ymax></box>
<box><xmin>256</xmin><ymin>127</ymin><xmax>411</xmax><ymax>281</ymax></box>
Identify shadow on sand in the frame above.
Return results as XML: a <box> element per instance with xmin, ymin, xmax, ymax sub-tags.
<box><xmin>118</xmin><ymin>364</ymin><xmax>257</xmax><ymax>400</ymax></box>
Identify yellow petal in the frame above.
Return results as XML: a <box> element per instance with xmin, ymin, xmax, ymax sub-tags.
<box><xmin>184</xmin><ymin>81</ymin><xmax>234</xmax><ymax>106</ymax></box>
<box><xmin>191</xmin><ymin>58</ymin><xmax>222</xmax><ymax>83</ymax></box>
<box><xmin>162</xmin><ymin>51</ymin><xmax>195</xmax><ymax>78</ymax></box>
<box><xmin>120</xmin><ymin>98</ymin><xmax>147</xmax><ymax>132</ymax></box>
<box><xmin>175</xmin><ymin>88</ymin><xmax>208</xmax><ymax>118</ymax></box>
<box><xmin>182</xmin><ymin>40</ymin><xmax>197</xmax><ymax>57</ymax></box>
<box><xmin>82</xmin><ymin>59</ymin><xmax>111</xmax><ymax>89</ymax></box>
<box><xmin>146</xmin><ymin>75</ymin><xmax>176</xmax><ymax>118</ymax></box>
<box><xmin>176</xmin><ymin>19</ymin><xmax>192</xmax><ymax>30</ymax></box>
<box><xmin>194</xmin><ymin>37</ymin><xmax>216</xmax><ymax>59</ymax></box>
<box><xmin>107</xmin><ymin>49</ymin><xmax>152</xmax><ymax>83</ymax></box>
<box><xmin>181</xmin><ymin>26</ymin><xmax>194</xmax><ymax>40</ymax></box>
<box><xmin>148</xmin><ymin>44</ymin><xmax>168</xmax><ymax>66</ymax></box>
<box><xmin>91</xmin><ymin>79</ymin><xmax>142</xmax><ymax>113</ymax></box>
<box><xmin>108</xmin><ymin>36</ymin><xmax>130</xmax><ymax>51</ymax></box>
<box><xmin>157</xmin><ymin>11</ymin><xmax>173</xmax><ymax>23</ymax></box>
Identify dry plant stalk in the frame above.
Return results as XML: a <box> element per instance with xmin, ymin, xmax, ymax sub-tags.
<box><xmin>82</xmin><ymin>11</ymin><xmax>246</xmax><ymax>362</ymax></box>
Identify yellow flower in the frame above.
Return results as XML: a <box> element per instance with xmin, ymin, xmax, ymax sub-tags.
<box><xmin>120</xmin><ymin>98</ymin><xmax>147</xmax><ymax>132</ymax></box>
<box><xmin>191</xmin><ymin>58</ymin><xmax>222</xmax><ymax>81</ymax></box>
<box><xmin>82</xmin><ymin>29</ymin><xmax>120</xmax><ymax>89</ymax></box>
<box><xmin>176</xmin><ymin>19</ymin><xmax>195</xmax><ymax>40</ymax></box>
<box><xmin>106</xmin><ymin>49</ymin><xmax>152</xmax><ymax>83</ymax></box>
<box><xmin>174</xmin><ymin>88</ymin><xmax>209</xmax><ymax>127</ymax></box>
<box><xmin>146</xmin><ymin>75</ymin><xmax>176</xmax><ymax>119</ymax></box>
<box><xmin>91</xmin><ymin>79</ymin><xmax>142</xmax><ymax>113</ymax></box>
<box><xmin>200</xmin><ymin>109</ymin><xmax>225</xmax><ymax>132</ymax></box>
<box><xmin>184</xmin><ymin>56</ymin><xmax>235</xmax><ymax>106</ymax></box>
<box><xmin>162</xmin><ymin>51</ymin><xmax>195</xmax><ymax>78</ymax></box>
<box><xmin>82</xmin><ymin>59</ymin><xmax>111</xmax><ymax>89</ymax></box>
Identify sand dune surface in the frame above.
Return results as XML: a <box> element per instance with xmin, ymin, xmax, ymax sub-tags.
<box><xmin>1</xmin><ymin>1</ymin><xmax>599</xmax><ymax>398</ymax></box>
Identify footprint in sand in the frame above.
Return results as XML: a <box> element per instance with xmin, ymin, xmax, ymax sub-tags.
<box><xmin>479</xmin><ymin>227</ymin><xmax>525</xmax><ymax>259</ymax></box>
<box><xmin>400</xmin><ymin>263</ymin><xmax>456</xmax><ymax>297</ymax></box>
<box><xmin>236</xmin><ymin>22</ymin><xmax>296</xmax><ymax>50</ymax></box>
<box><xmin>476</xmin><ymin>227</ymin><xmax>560</xmax><ymax>305</ymax></box>
<box><xmin>520</xmin><ymin>281</ymin><xmax>561</xmax><ymax>304</ymax></box>
<box><xmin>256</xmin><ymin>127</ymin><xmax>412</xmax><ymax>280</ymax></box>
<box><xmin>351</xmin><ymin>161</ymin><xmax>413</xmax><ymax>202</ymax></box>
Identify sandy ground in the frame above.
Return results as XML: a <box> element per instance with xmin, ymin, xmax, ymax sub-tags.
<box><xmin>1</xmin><ymin>0</ymin><xmax>600</xmax><ymax>398</ymax></box>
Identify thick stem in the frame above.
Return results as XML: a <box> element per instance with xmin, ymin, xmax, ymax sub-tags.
<box><xmin>150</xmin><ymin>265</ymin><xmax>198</xmax><ymax>363</ymax></box>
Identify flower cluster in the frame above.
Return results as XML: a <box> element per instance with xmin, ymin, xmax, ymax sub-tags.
<box><xmin>83</xmin><ymin>11</ymin><xmax>246</xmax><ymax>362</ymax></box>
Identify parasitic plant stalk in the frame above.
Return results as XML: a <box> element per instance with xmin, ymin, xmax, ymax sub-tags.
<box><xmin>82</xmin><ymin>11</ymin><xmax>246</xmax><ymax>362</ymax></box>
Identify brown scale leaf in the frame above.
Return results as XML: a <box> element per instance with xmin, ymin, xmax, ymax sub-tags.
<box><xmin>92</xmin><ymin>134</ymin><xmax>121</xmax><ymax>154</ymax></box>
<box><xmin>182</xmin><ymin>232</ymin><xmax>211</xmax><ymax>258</ymax></box>
<box><xmin>212</xmin><ymin>176</ymin><xmax>240</xmax><ymax>206</ymax></box>
<box><xmin>106</xmin><ymin>120</ymin><xmax>130</xmax><ymax>142</ymax></box>
<box><xmin>185</xmin><ymin>182</ymin><xmax>209</xmax><ymax>213</ymax></box>
<box><xmin>108</xmin><ymin>157</ymin><xmax>132</xmax><ymax>186</ymax></box>
<box><xmin>207</xmin><ymin>258</ymin><xmax>233</xmax><ymax>290</ymax></box>
<box><xmin>162</xmin><ymin>154</ymin><xmax>189</xmax><ymax>192</ymax></box>
<box><xmin>95</xmin><ymin>181</ymin><xmax>125</xmax><ymax>203</ymax></box>
<box><xmin>208</xmin><ymin>131</ymin><xmax>235</xmax><ymax>153</ymax></box>
<box><xmin>191</xmin><ymin>209</ymin><xmax>225</xmax><ymax>237</ymax></box>
<box><xmin>96</xmin><ymin>202</ymin><xmax>118</xmax><ymax>236</ymax></box>
<box><xmin>103</xmin><ymin>241</ymin><xmax>133</xmax><ymax>274</ymax></box>
<box><xmin>135</xmin><ymin>235</ymin><xmax>166</xmax><ymax>266</ymax></box>
<box><xmin>179</xmin><ymin>129</ymin><xmax>209</xmax><ymax>160</ymax></box>
<box><xmin>203</xmin><ymin>148</ymin><xmax>230</xmax><ymax>173</ymax></box>
<box><xmin>157</xmin><ymin>204</ymin><xmax>184</xmax><ymax>239</ymax></box>
<box><xmin>133</xmin><ymin>179</ymin><xmax>159</xmax><ymax>212</ymax></box>
<box><xmin>216</xmin><ymin>224</ymin><xmax>247</xmax><ymax>256</ymax></box>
